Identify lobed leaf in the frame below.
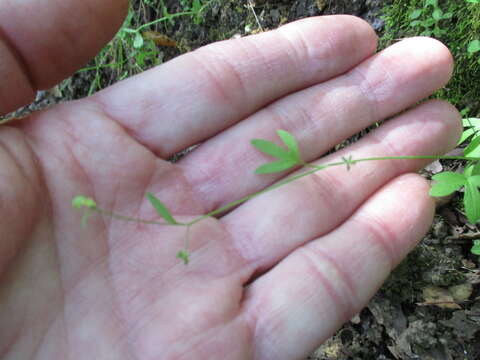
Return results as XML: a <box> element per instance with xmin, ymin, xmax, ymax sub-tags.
<box><xmin>277</xmin><ymin>130</ymin><xmax>301</xmax><ymax>162</ymax></box>
<box><xmin>251</xmin><ymin>139</ymin><xmax>290</xmax><ymax>159</ymax></box>
<box><xmin>146</xmin><ymin>192</ymin><xmax>178</xmax><ymax>225</ymax></box>
<box><xmin>255</xmin><ymin>159</ymin><xmax>298</xmax><ymax>174</ymax></box>
<box><xmin>429</xmin><ymin>172</ymin><xmax>466</xmax><ymax>197</ymax></box>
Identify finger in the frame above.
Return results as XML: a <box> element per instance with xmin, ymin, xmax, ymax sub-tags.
<box><xmin>179</xmin><ymin>37</ymin><xmax>454</xmax><ymax>212</ymax></box>
<box><xmin>0</xmin><ymin>0</ymin><xmax>128</xmax><ymax>114</ymax></box>
<box><xmin>0</xmin><ymin>126</ymin><xmax>44</xmax><ymax>275</ymax></box>
<box><xmin>93</xmin><ymin>16</ymin><xmax>377</xmax><ymax>156</ymax></box>
<box><xmin>223</xmin><ymin>100</ymin><xmax>461</xmax><ymax>271</ymax></box>
<box><xmin>242</xmin><ymin>173</ymin><xmax>434</xmax><ymax>360</ymax></box>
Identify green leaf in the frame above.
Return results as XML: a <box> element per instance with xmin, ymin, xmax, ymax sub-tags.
<box><xmin>255</xmin><ymin>159</ymin><xmax>298</xmax><ymax>174</ymax></box>
<box><xmin>464</xmin><ymin>136</ymin><xmax>480</xmax><ymax>157</ymax></box>
<box><xmin>432</xmin><ymin>8</ymin><xmax>442</xmax><ymax>20</ymax></box>
<box><xmin>458</xmin><ymin>128</ymin><xmax>475</xmax><ymax>145</ymax></box>
<box><xmin>464</xmin><ymin>163</ymin><xmax>480</xmax><ymax>177</ymax></box>
<box><xmin>462</xmin><ymin>117</ymin><xmax>480</xmax><ymax>127</ymax></box>
<box><xmin>429</xmin><ymin>172</ymin><xmax>467</xmax><ymax>196</ymax></box>
<box><xmin>146</xmin><ymin>192</ymin><xmax>178</xmax><ymax>224</ymax></box>
<box><xmin>192</xmin><ymin>0</ymin><xmax>202</xmax><ymax>12</ymax></box>
<box><xmin>471</xmin><ymin>240</ymin><xmax>480</xmax><ymax>256</ymax></box>
<box><xmin>464</xmin><ymin>179</ymin><xmax>480</xmax><ymax>223</ymax></box>
<box><xmin>277</xmin><ymin>130</ymin><xmax>301</xmax><ymax>162</ymax></box>
<box><xmin>409</xmin><ymin>9</ymin><xmax>422</xmax><ymax>19</ymax></box>
<box><xmin>177</xmin><ymin>250</ymin><xmax>190</xmax><ymax>265</ymax></box>
<box><xmin>468</xmin><ymin>175</ymin><xmax>480</xmax><ymax>187</ymax></box>
<box><xmin>133</xmin><ymin>32</ymin><xmax>144</xmax><ymax>48</ymax></box>
<box><xmin>431</xmin><ymin>172</ymin><xmax>467</xmax><ymax>185</ymax></box>
<box><xmin>410</xmin><ymin>20</ymin><xmax>422</xmax><ymax>27</ymax></box>
<box><xmin>459</xmin><ymin>118</ymin><xmax>480</xmax><ymax>145</ymax></box>
<box><xmin>251</xmin><ymin>139</ymin><xmax>290</xmax><ymax>159</ymax></box>
<box><xmin>468</xmin><ymin>40</ymin><xmax>480</xmax><ymax>54</ymax></box>
<box><xmin>421</xmin><ymin>29</ymin><xmax>432</xmax><ymax>37</ymax></box>
<box><xmin>72</xmin><ymin>195</ymin><xmax>97</xmax><ymax>209</ymax></box>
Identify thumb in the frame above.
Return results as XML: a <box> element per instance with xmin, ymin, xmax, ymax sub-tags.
<box><xmin>0</xmin><ymin>0</ymin><xmax>128</xmax><ymax>115</ymax></box>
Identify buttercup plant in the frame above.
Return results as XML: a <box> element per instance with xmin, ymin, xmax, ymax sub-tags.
<box><xmin>73</xmin><ymin>129</ymin><xmax>480</xmax><ymax>263</ymax></box>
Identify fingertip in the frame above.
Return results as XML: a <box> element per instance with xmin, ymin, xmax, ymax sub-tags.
<box><xmin>276</xmin><ymin>15</ymin><xmax>378</xmax><ymax>72</ymax></box>
<box><xmin>421</xmin><ymin>99</ymin><xmax>463</xmax><ymax>149</ymax></box>
<box><xmin>389</xmin><ymin>37</ymin><xmax>454</xmax><ymax>89</ymax></box>
<box><xmin>375</xmin><ymin>173</ymin><xmax>435</xmax><ymax>263</ymax></box>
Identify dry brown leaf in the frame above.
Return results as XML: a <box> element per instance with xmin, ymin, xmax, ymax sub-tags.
<box><xmin>142</xmin><ymin>31</ymin><xmax>177</xmax><ymax>47</ymax></box>
<box><xmin>421</xmin><ymin>285</ymin><xmax>461</xmax><ymax>309</ymax></box>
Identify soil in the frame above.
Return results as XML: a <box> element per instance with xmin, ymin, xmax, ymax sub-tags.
<box><xmin>5</xmin><ymin>0</ymin><xmax>480</xmax><ymax>358</ymax></box>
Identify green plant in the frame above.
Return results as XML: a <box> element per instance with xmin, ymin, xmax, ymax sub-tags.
<box><xmin>467</xmin><ymin>0</ymin><xmax>480</xmax><ymax>63</ymax></box>
<box><xmin>458</xmin><ymin>117</ymin><xmax>480</xmax><ymax>157</ymax></box>
<box><xmin>381</xmin><ymin>0</ymin><xmax>480</xmax><ymax>113</ymax></box>
<box><xmin>409</xmin><ymin>0</ymin><xmax>452</xmax><ymax>37</ymax></box>
<box><xmin>77</xmin><ymin>0</ymin><xmax>213</xmax><ymax>95</ymax></box>
<box><xmin>77</xmin><ymin>6</ymin><xmax>163</xmax><ymax>96</ymax></box>
<box><xmin>73</xmin><ymin>130</ymin><xmax>480</xmax><ymax>264</ymax></box>
<box><xmin>471</xmin><ymin>239</ymin><xmax>480</xmax><ymax>254</ymax></box>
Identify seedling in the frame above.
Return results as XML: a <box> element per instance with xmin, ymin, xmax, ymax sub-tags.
<box><xmin>74</xmin><ymin>130</ymin><xmax>480</xmax><ymax>264</ymax></box>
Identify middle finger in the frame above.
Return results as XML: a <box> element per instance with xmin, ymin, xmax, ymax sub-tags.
<box><xmin>178</xmin><ymin>37</ymin><xmax>454</xmax><ymax>212</ymax></box>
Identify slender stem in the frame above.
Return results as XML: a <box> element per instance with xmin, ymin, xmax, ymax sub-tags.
<box><xmin>133</xmin><ymin>1</ymin><xmax>212</xmax><ymax>33</ymax></box>
<box><xmin>95</xmin><ymin>208</ymin><xmax>186</xmax><ymax>226</ymax></box>
<box><xmin>135</xmin><ymin>11</ymin><xmax>195</xmax><ymax>32</ymax></box>
<box><xmin>90</xmin><ymin>154</ymin><xmax>480</xmax><ymax>228</ymax></box>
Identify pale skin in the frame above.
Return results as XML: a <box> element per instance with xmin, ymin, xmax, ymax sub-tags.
<box><xmin>0</xmin><ymin>1</ymin><xmax>462</xmax><ymax>359</ymax></box>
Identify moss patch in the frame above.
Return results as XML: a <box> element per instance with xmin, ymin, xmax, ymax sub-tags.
<box><xmin>380</xmin><ymin>0</ymin><xmax>480</xmax><ymax>115</ymax></box>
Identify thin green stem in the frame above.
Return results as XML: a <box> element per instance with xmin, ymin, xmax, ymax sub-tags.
<box><xmin>135</xmin><ymin>11</ymin><xmax>195</xmax><ymax>32</ymax></box>
<box><xmin>95</xmin><ymin>208</ymin><xmax>187</xmax><ymax>226</ymax></box>
<box><xmin>90</xmin><ymin>154</ymin><xmax>480</xmax><ymax>228</ymax></box>
<box><xmin>133</xmin><ymin>1</ymin><xmax>212</xmax><ymax>33</ymax></box>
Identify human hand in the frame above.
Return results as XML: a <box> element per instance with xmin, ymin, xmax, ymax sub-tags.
<box><xmin>0</xmin><ymin>1</ymin><xmax>461</xmax><ymax>359</ymax></box>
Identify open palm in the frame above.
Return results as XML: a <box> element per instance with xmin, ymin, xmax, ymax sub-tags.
<box><xmin>0</xmin><ymin>1</ymin><xmax>461</xmax><ymax>359</ymax></box>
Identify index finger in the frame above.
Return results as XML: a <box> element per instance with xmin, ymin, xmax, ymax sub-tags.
<box><xmin>92</xmin><ymin>16</ymin><xmax>377</xmax><ymax>157</ymax></box>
